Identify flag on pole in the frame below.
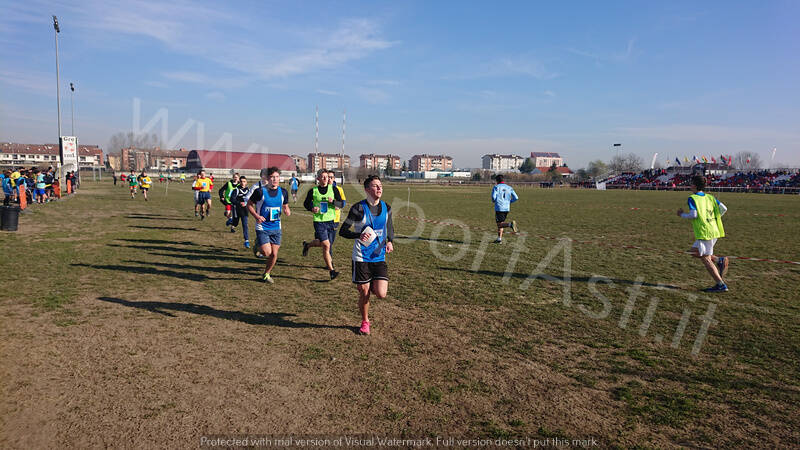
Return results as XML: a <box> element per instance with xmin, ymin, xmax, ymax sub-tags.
<box><xmin>675</xmin><ymin>157</ymin><xmax>682</xmax><ymax>166</ymax></box>
<box><xmin>746</xmin><ymin>157</ymin><xmax>751</xmax><ymax>164</ymax></box>
<box><xmin>711</xmin><ymin>156</ymin><xmax>717</xmax><ymax>164</ymax></box>
<box><xmin>702</xmin><ymin>155</ymin><xmax>708</xmax><ymax>163</ymax></box>
<box><xmin>684</xmin><ymin>156</ymin><xmax>690</xmax><ymax>163</ymax></box>
<box><xmin>693</xmin><ymin>156</ymin><xmax>698</xmax><ymax>163</ymax></box>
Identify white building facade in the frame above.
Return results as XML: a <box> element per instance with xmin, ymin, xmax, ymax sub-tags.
<box><xmin>482</xmin><ymin>154</ymin><xmax>525</xmax><ymax>171</ymax></box>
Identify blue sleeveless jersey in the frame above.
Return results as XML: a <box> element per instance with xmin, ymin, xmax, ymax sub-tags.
<box><xmin>256</xmin><ymin>187</ymin><xmax>284</xmax><ymax>231</ymax></box>
<box><xmin>351</xmin><ymin>199</ymin><xmax>388</xmax><ymax>263</ymax></box>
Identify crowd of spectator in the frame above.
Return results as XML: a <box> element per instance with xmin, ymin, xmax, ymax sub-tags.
<box><xmin>1</xmin><ymin>166</ymin><xmax>79</xmax><ymax>206</ymax></box>
<box><xmin>599</xmin><ymin>168</ymin><xmax>800</xmax><ymax>193</ymax></box>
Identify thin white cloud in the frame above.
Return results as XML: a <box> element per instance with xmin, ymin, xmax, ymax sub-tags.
<box><xmin>446</xmin><ymin>54</ymin><xmax>558</xmax><ymax>80</ymax></box>
<box><xmin>316</xmin><ymin>89</ymin><xmax>340</xmax><ymax>96</ymax></box>
<box><xmin>145</xmin><ymin>81</ymin><xmax>168</xmax><ymax>88</ymax></box>
<box><xmin>356</xmin><ymin>87</ymin><xmax>390</xmax><ymax>104</ymax></box>
<box><xmin>617</xmin><ymin>124</ymin><xmax>800</xmax><ymax>142</ymax></box>
<box><xmin>205</xmin><ymin>91</ymin><xmax>225</xmax><ymax>102</ymax></box>
<box><xmin>543</xmin><ymin>90</ymin><xmax>556</xmax><ymax>97</ymax></box>
<box><xmin>0</xmin><ymin>69</ymin><xmax>55</xmax><ymax>95</ymax></box>
<box><xmin>367</xmin><ymin>80</ymin><xmax>400</xmax><ymax>86</ymax></box>
<box><xmin>567</xmin><ymin>38</ymin><xmax>638</xmax><ymax>64</ymax></box>
<box><xmin>6</xmin><ymin>1</ymin><xmax>394</xmax><ymax>88</ymax></box>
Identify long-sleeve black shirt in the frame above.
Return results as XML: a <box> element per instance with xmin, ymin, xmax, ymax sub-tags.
<box><xmin>303</xmin><ymin>184</ymin><xmax>344</xmax><ymax>212</ymax></box>
<box><xmin>339</xmin><ymin>201</ymin><xmax>394</xmax><ymax>242</ymax></box>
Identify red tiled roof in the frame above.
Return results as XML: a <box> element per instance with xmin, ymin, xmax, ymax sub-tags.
<box><xmin>531</xmin><ymin>152</ymin><xmax>561</xmax><ymax>158</ymax></box>
<box><xmin>536</xmin><ymin>166</ymin><xmax>573</xmax><ymax>174</ymax></box>
<box><xmin>0</xmin><ymin>143</ymin><xmax>103</xmax><ymax>155</ymax></box>
<box><xmin>187</xmin><ymin>150</ymin><xmax>295</xmax><ymax>171</ymax></box>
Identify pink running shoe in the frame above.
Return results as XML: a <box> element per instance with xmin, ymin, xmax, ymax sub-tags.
<box><xmin>359</xmin><ymin>320</ymin><xmax>370</xmax><ymax>335</ymax></box>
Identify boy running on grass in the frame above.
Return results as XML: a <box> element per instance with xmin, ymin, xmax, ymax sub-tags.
<box><xmin>128</xmin><ymin>170</ymin><xmax>138</xmax><ymax>198</ymax></box>
<box><xmin>338</xmin><ymin>175</ymin><xmax>394</xmax><ymax>335</ymax></box>
<box><xmin>302</xmin><ymin>169</ymin><xmax>344</xmax><ymax>280</ymax></box>
<box><xmin>139</xmin><ymin>172</ymin><xmax>152</xmax><ymax>201</ymax></box>
<box><xmin>677</xmin><ymin>175</ymin><xmax>730</xmax><ymax>292</ymax></box>
<box><xmin>491</xmin><ymin>174</ymin><xmax>519</xmax><ymax>243</ymax></box>
<box><xmin>247</xmin><ymin>167</ymin><xmax>290</xmax><ymax>284</ymax></box>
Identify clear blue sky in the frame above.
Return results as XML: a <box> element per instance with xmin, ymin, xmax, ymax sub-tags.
<box><xmin>1</xmin><ymin>0</ymin><xmax>798</xmax><ymax>169</ymax></box>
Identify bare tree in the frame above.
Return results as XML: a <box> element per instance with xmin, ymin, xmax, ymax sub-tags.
<box><xmin>106</xmin><ymin>132</ymin><xmax>163</xmax><ymax>154</ymax></box>
<box><xmin>608</xmin><ymin>153</ymin><xmax>643</xmax><ymax>173</ymax></box>
<box><xmin>733</xmin><ymin>151</ymin><xmax>762</xmax><ymax>171</ymax></box>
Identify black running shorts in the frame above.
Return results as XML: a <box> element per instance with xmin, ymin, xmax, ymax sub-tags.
<box><xmin>495</xmin><ymin>211</ymin><xmax>508</xmax><ymax>223</ymax></box>
<box><xmin>352</xmin><ymin>260</ymin><xmax>388</xmax><ymax>284</ymax></box>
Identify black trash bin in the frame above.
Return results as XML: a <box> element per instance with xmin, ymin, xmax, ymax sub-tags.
<box><xmin>1</xmin><ymin>205</ymin><xmax>20</xmax><ymax>231</ymax></box>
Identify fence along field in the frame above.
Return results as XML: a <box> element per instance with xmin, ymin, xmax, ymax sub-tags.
<box><xmin>0</xmin><ymin>180</ymin><xmax>798</xmax><ymax>448</ymax></box>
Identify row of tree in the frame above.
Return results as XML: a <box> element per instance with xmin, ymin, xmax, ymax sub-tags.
<box><xmin>570</xmin><ymin>151</ymin><xmax>768</xmax><ymax>181</ymax></box>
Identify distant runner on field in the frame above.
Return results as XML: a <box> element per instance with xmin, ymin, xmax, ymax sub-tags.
<box><xmin>289</xmin><ymin>175</ymin><xmax>299</xmax><ymax>203</ymax></box>
<box><xmin>491</xmin><ymin>174</ymin><xmax>519</xmax><ymax>243</ymax></box>
<box><xmin>128</xmin><ymin>170</ymin><xmax>138</xmax><ymax>198</ymax></box>
<box><xmin>139</xmin><ymin>171</ymin><xmax>152</xmax><ymax>202</ymax></box>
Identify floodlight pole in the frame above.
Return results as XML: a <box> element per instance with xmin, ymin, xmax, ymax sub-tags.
<box><xmin>70</xmin><ymin>82</ymin><xmax>75</xmax><ymax>136</ymax></box>
<box><xmin>54</xmin><ymin>15</ymin><xmax>64</xmax><ymax>189</ymax></box>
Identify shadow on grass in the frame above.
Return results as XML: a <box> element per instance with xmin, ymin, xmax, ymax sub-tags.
<box><xmin>437</xmin><ymin>266</ymin><xmax>679</xmax><ymax>289</ymax></box>
<box><xmin>125</xmin><ymin>214</ymin><xmax>193</xmax><ymax>221</ymax></box>
<box><xmin>117</xmin><ymin>238</ymin><xmax>202</xmax><ymax>245</ymax></box>
<box><xmin>72</xmin><ymin>263</ymin><xmax>211</xmax><ymax>281</ymax></box>
<box><xmin>395</xmin><ymin>234</ymin><xmax>467</xmax><ymax>244</ymax></box>
<box><xmin>108</xmin><ymin>243</ymin><xmax>235</xmax><ymax>255</ymax></box>
<box><xmin>98</xmin><ymin>296</ymin><xmax>356</xmax><ymax>331</ymax></box>
<box><xmin>124</xmin><ymin>260</ymin><xmax>258</xmax><ymax>275</ymax></box>
<box><xmin>129</xmin><ymin>225</ymin><xmax>199</xmax><ymax>231</ymax></box>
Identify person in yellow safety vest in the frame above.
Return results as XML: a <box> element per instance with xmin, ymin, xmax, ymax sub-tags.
<box><xmin>193</xmin><ymin>170</ymin><xmax>214</xmax><ymax>219</ymax></box>
<box><xmin>677</xmin><ymin>175</ymin><xmax>730</xmax><ymax>292</ymax></box>
<box><xmin>139</xmin><ymin>171</ymin><xmax>153</xmax><ymax>202</ymax></box>
<box><xmin>301</xmin><ymin>169</ymin><xmax>345</xmax><ymax>280</ymax></box>
<box><xmin>327</xmin><ymin>169</ymin><xmax>346</xmax><ymax>252</ymax></box>
<box><xmin>9</xmin><ymin>168</ymin><xmax>20</xmax><ymax>202</ymax></box>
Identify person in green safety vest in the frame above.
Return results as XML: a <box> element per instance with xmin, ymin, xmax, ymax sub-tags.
<box><xmin>302</xmin><ymin>169</ymin><xmax>345</xmax><ymax>280</ymax></box>
<box><xmin>677</xmin><ymin>175</ymin><xmax>730</xmax><ymax>292</ymax></box>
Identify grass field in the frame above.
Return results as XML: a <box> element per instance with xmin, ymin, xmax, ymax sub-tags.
<box><xmin>1</xmin><ymin>180</ymin><xmax>798</xmax><ymax>448</ymax></box>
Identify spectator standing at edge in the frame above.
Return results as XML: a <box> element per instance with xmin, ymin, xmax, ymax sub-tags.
<box><xmin>1</xmin><ymin>170</ymin><xmax>11</xmax><ymax>205</ymax></box>
<box><xmin>246</xmin><ymin>167</ymin><xmax>291</xmax><ymax>284</ymax></box>
<box><xmin>677</xmin><ymin>175</ymin><xmax>730</xmax><ymax>292</ymax></box>
<box><xmin>301</xmin><ymin>169</ymin><xmax>344</xmax><ymax>280</ymax></box>
<box><xmin>491</xmin><ymin>174</ymin><xmax>519</xmax><ymax>243</ymax></box>
<box><xmin>338</xmin><ymin>175</ymin><xmax>395</xmax><ymax>335</ymax></box>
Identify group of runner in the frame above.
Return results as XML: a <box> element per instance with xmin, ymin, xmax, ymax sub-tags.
<box><xmin>206</xmin><ymin>168</ymin><xmax>391</xmax><ymax>335</ymax></box>
<box><xmin>125</xmin><ymin>170</ymin><xmax>153</xmax><ymax>201</ymax></box>
<box><xmin>494</xmin><ymin>174</ymin><xmax>730</xmax><ymax>292</ymax></box>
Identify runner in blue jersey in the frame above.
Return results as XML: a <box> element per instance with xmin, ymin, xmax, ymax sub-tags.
<box><xmin>338</xmin><ymin>175</ymin><xmax>395</xmax><ymax>335</ymax></box>
<box><xmin>491</xmin><ymin>174</ymin><xmax>519</xmax><ymax>243</ymax></box>
<box><xmin>289</xmin><ymin>175</ymin><xmax>299</xmax><ymax>203</ymax></box>
<box><xmin>246</xmin><ymin>167</ymin><xmax>291</xmax><ymax>284</ymax></box>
